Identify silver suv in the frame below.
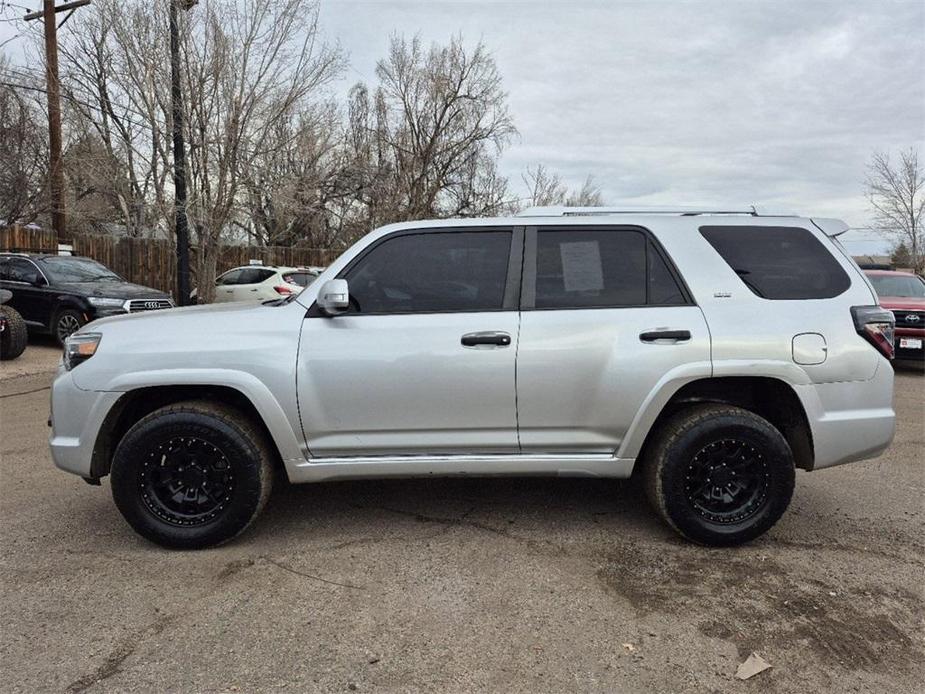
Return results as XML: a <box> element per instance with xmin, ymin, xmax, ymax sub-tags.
<box><xmin>49</xmin><ymin>207</ymin><xmax>897</xmax><ymax>549</ymax></box>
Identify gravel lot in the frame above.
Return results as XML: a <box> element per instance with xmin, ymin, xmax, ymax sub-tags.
<box><xmin>0</xmin><ymin>355</ymin><xmax>922</xmax><ymax>693</ymax></box>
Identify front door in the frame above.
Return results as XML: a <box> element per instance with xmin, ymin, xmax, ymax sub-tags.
<box><xmin>298</xmin><ymin>228</ymin><xmax>522</xmax><ymax>457</ymax></box>
<box><xmin>516</xmin><ymin>226</ymin><xmax>711</xmax><ymax>453</ymax></box>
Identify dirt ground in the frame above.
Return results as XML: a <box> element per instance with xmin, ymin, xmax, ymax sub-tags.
<box><xmin>0</xmin><ymin>356</ymin><xmax>922</xmax><ymax>693</ymax></box>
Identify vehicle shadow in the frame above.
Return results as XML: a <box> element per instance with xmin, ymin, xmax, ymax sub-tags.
<box><xmin>254</xmin><ymin>474</ymin><xmax>667</xmax><ymax>547</ymax></box>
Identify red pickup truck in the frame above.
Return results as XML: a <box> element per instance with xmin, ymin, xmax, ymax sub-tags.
<box><xmin>865</xmin><ymin>270</ymin><xmax>925</xmax><ymax>363</ymax></box>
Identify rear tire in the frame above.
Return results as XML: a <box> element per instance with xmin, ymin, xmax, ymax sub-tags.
<box><xmin>110</xmin><ymin>400</ymin><xmax>274</xmax><ymax>549</ymax></box>
<box><xmin>643</xmin><ymin>404</ymin><xmax>795</xmax><ymax>546</ymax></box>
<box><xmin>0</xmin><ymin>306</ymin><xmax>28</xmax><ymax>360</ymax></box>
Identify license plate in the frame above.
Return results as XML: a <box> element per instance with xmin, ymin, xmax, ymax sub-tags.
<box><xmin>899</xmin><ymin>337</ymin><xmax>923</xmax><ymax>349</ymax></box>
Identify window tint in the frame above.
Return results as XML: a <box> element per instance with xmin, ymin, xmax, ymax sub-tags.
<box><xmin>237</xmin><ymin>268</ymin><xmax>275</xmax><ymax>285</ymax></box>
<box><xmin>700</xmin><ymin>226</ymin><xmax>851</xmax><ymax>300</ymax></box>
<box><xmin>534</xmin><ymin>230</ymin><xmax>685</xmax><ymax>308</ymax></box>
<box><xmin>867</xmin><ymin>273</ymin><xmax>925</xmax><ymax>299</ymax></box>
<box><xmin>4</xmin><ymin>258</ymin><xmax>40</xmax><ymax>284</ymax></box>
<box><xmin>283</xmin><ymin>272</ymin><xmax>317</xmax><ymax>287</ymax></box>
<box><xmin>345</xmin><ymin>231</ymin><xmax>511</xmax><ymax>313</ymax></box>
<box><xmin>216</xmin><ymin>269</ymin><xmax>243</xmax><ymax>286</ymax></box>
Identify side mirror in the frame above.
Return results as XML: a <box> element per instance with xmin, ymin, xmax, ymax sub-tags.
<box><xmin>317</xmin><ymin>279</ymin><xmax>349</xmax><ymax>316</ymax></box>
<box><xmin>33</xmin><ymin>275</ymin><xmax>47</xmax><ymax>287</ymax></box>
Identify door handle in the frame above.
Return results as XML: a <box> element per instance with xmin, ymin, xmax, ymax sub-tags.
<box><xmin>249</xmin><ymin>288</ymin><xmax>258</xmax><ymax>292</ymax></box>
<box><xmin>639</xmin><ymin>329</ymin><xmax>691</xmax><ymax>343</ymax></box>
<box><xmin>461</xmin><ymin>331</ymin><xmax>512</xmax><ymax>347</ymax></box>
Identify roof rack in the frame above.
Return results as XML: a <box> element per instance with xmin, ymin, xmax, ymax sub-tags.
<box><xmin>516</xmin><ymin>205</ymin><xmax>799</xmax><ymax>218</ymax></box>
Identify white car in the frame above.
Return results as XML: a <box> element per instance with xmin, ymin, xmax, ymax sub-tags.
<box><xmin>194</xmin><ymin>265</ymin><xmax>320</xmax><ymax>303</ymax></box>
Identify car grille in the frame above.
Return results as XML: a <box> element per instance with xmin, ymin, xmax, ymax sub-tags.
<box><xmin>127</xmin><ymin>298</ymin><xmax>173</xmax><ymax>312</ymax></box>
<box><xmin>892</xmin><ymin>310</ymin><xmax>925</xmax><ymax>328</ymax></box>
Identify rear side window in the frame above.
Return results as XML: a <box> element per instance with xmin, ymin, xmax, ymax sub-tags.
<box><xmin>533</xmin><ymin>230</ymin><xmax>687</xmax><ymax>309</ymax></box>
<box><xmin>237</xmin><ymin>268</ymin><xmax>276</xmax><ymax>284</ymax></box>
<box><xmin>700</xmin><ymin>226</ymin><xmax>851</xmax><ymax>300</ymax></box>
<box><xmin>216</xmin><ymin>269</ymin><xmax>243</xmax><ymax>285</ymax></box>
<box><xmin>283</xmin><ymin>272</ymin><xmax>317</xmax><ymax>287</ymax></box>
<box><xmin>345</xmin><ymin>231</ymin><xmax>511</xmax><ymax>314</ymax></box>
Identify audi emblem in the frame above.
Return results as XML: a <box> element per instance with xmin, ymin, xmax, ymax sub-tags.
<box><xmin>144</xmin><ymin>301</ymin><xmax>161</xmax><ymax>309</ymax></box>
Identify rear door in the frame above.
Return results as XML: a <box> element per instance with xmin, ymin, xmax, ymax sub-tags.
<box><xmin>298</xmin><ymin>227</ymin><xmax>522</xmax><ymax>457</ymax></box>
<box><xmin>0</xmin><ymin>257</ymin><xmax>52</xmax><ymax>328</ymax></box>
<box><xmin>232</xmin><ymin>268</ymin><xmax>276</xmax><ymax>301</ymax></box>
<box><xmin>516</xmin><ymin>225</ymin><xmax>710</xmax><ymax>453</ymax></box>
<box><xmin>214</xmin><ymin>269</ymin><xmax>243</xmax><ymax>302</ymax></box>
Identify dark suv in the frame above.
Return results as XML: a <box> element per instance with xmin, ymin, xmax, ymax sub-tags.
<box><xmin>0</xmin><ymin>253</ymin><xmax>173</xmax><ymax>344</ymax></box>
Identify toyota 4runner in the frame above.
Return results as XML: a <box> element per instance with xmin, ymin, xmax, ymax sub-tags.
<box><xmin>49</xmin><ymin>207</ymin><xmax>897</xmax><ymax>549</ymax></box>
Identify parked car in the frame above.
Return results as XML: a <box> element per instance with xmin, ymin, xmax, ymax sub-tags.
<box><xmin>191</xmin><ymin>265</ymin><xmax>320</xmax><ymax>303</ymax></box>
<box><xmin>864</xmin><ymin>269</ymin><xmax>925</xmax><ymax>362</ymax></box>
<box><xmin>49</xmin><ymin>207</ymin><xmax>896</xmax><ymax>550</ymax></box>
<box><xmin>0</xmin><ymin>253</ymin><xmax>173</xmax><ymax>344</ymax></box>
<box><xmin>0</xmin><ymin>288</ymin><xmax>28</xmax><ymax>360</ymax></box>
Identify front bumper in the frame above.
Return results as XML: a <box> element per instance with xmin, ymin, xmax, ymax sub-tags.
<box><xmin>48</xmin><ymin>367</ymin><xmax>122</xmax><ymax>478</ymax></box>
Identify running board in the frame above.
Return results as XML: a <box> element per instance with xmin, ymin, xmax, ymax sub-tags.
<box><xmin>286</xmin><ymin>453</ymin><xmax>635</xmax><ymax>484</ymax></box>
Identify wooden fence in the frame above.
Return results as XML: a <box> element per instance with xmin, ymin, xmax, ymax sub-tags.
<box><xmin>0</xmin><ymin>225</ymin><xmax>341</xmax><ymax>296</ymax></box>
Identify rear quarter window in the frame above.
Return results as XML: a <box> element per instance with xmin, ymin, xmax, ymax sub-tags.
<box><xmin>699</xmin><ymin>226</ymin><xmax>851</xmax><ymax>300</ymax></box>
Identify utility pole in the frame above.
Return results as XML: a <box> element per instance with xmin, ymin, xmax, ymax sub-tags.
<box><xmin>170</xmin><ymin>0</ymin><xmax>197</xmax><ymax>306</ymax></box>
<box><xmin>24</xmin><ymin>0</ymin><xmax>90</xmax><ymax>243</ymax></box>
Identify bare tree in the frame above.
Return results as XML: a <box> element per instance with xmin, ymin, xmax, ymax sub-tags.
<box><xmin>182</xmin><ymin>0</ymin><xmax>344</xmax><ymax>300</ymax></box>
<box><xmin>367</xmin><ymin>35</ymin><xmax>516</xmax><ymax>221</ymax></box>
<box><xmin>0</xmin><ymin>59</ymin><xmax>48</xmax><ymax>225</ymax></box>
<box><xmin>522</xmin><ymin>165</ymin><xmax>604</xmax><ymax>208</ymax></box>
<box><xmin>866</xmin><ymin>148</ymin><xmax>924</xmax><ymax>272</ymax></box>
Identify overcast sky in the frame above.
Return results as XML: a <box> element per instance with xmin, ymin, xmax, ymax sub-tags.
<box><xmin>3</xmin><ymin>0</ymin><xmax>923</xmax><ymax>253</ymax></box>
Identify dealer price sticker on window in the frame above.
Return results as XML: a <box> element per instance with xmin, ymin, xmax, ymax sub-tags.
<box><xmin>560</xmin><ymin>241</ymin><xmax>604</xmax><ymax>292</ymax></box>
<box><xmin>899</xmin><ymin>337</ymin><xmax>922</xmax><ymax>350</ymax></box>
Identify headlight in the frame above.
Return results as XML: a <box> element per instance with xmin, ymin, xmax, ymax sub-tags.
<box><xmin>87</xmin><ymin>297</ymin><xmax>125</xmax><ymax>308</ymax></box>
<box><xmin>64</xmin><ymin>333</ymin><xmax>102</xmax><ymax>370</ymax></box>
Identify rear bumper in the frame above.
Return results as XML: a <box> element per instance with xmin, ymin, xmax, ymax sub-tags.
<box><xmin>795</xmin><ymin>361</ymin><xmax>895</xmax><ymax>470</ymax></box>
<box><xmin>48</xmin><ymin>368</ymin><xmax>121</xmax><ymax>478</ymax></box>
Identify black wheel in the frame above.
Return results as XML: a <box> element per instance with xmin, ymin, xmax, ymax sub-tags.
<box><xmin>643</xmin><ymin>404</ymin><xmax>795</xmax><ymax>546</ymax></box>
<box><xmin>110</xmin><ymin>400</ymin><xmax>274</xmax><ymax>549</ymax></box>
<box><xmin>0</xmin><ymin>305</ymin><xmax>28</xmax><ymax>360</ymax></box>
<box><xmin>54</xmin><ymin>308</ymin><xmax>85</xmax><ymax>345</ymax></box>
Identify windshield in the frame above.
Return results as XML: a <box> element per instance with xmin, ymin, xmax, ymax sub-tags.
<box><xmin>868</xmin><ymin>274</ymin><xmax>925</xmax><ymax>298</ymax></box>
<box><xmin>38</xmin><ymin>257</ymin><xmax>122</xmax><ymax>283</ymax></box>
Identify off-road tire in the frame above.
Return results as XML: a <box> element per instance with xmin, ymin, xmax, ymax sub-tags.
<box><xmin>54</xmin><ymin>308</ymin><xmax>85</xmax><ymax>345</ymax></box>
<box><xmin>0</xmin><ymin>306</ymin><xmax>28</xmax><ymax>360</ymax></box>
<box><xmin>110</xmin><ymin>400</ymin><xmax>274</xmax><ymax>549</ymax></box>
<box><xmin>643</xmin><ymin>404</ymin><xmax>795</xmax><ymax>546</ymax></box>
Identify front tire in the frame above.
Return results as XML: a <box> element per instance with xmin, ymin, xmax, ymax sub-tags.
<box><xmin>54</xmin><ymin>308</ymin><xmax>85</xmax><ymax>345</ymax></box>
<box><xmin>110</xmin><ymin>401</ymin><xmax>274</xmax><ymax>549</ymax></box>
<box><xmin>643</xmin><ymin>404</ymin><xmax>795</xmax><ymax>546</ymax></box>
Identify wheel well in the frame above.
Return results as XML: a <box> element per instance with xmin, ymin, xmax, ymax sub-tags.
<box><xmin>640</xmin><ymin>377</ymin><xmax>815</xmax><ymax>471</ymax></box>
<box><xmin>89</xmin><ymin>385</ymin><xmax>280</xmax><ymax>479</ymax></box>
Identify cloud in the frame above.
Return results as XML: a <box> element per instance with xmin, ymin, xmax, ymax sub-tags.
<box><xmin>320</xmin><ymin>0</ymin><xmax>924</xmax><ymax>247</ymax></box>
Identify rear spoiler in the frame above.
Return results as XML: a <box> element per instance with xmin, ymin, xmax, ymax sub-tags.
<box><xmin>811</xmin><ymin>218</ymin><xmax>850</xmax><ymax>237</ymax></box>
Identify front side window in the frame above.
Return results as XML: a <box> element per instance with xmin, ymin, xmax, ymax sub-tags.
<box><xmin>345</xmin><ymin>231</ymin><xmax>512</xmax><ymax>314</ymax></box>
<box><xmin>216</xmin><ymin>269</ymin><xmax>244</xmax><ymax>285</ymax></box>
<box><xmin>700</xmin><ymin>226</ymin><xmax>851</xmax><ymax>300</ymax></box>
<box><xmin>5</xmin><ymin>258</ymin><xmax>41</xmax><ymax>284</ymax></box>
<box><xmin>533</xmin><ymin>229</ymin><xmax>686</xmax><ymax>309</ymax></box>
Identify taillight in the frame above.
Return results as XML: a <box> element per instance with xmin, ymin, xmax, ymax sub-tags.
<box><xmin>851</xmin><ymin>305</ymin><xmax>895</xmax><ymax>360</ymax></box>
<box><xmin>273</xmin><ymin>285</ymin><xmax>294</xmax><ymax>295</ymax></box>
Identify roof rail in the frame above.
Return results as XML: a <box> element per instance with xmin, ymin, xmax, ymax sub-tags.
<box><xmin>516</xmin><ymin>205</ymin><xmax>799</xmax><ymax>218</ymax></box>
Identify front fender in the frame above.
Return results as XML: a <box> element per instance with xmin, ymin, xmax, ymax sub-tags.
<box><xmin>98</xmin><ymin>368</ymin><xmax>305</xmax><ymax>465</ymax></box>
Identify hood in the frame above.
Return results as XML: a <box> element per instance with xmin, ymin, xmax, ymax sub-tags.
<box><xmin>57</xmin><ymin>280</ymin><xmax>170</xmax><ymax>300</ymax></box>
<box><xmin>877</xmin><ymin>296</ymin><xmax>925</xmax><ymax>311</ymax></box>
<box><xmin>87</xmin><ymin>298</ymin><xmax>270</xmax><ymax>330</ymax></box>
